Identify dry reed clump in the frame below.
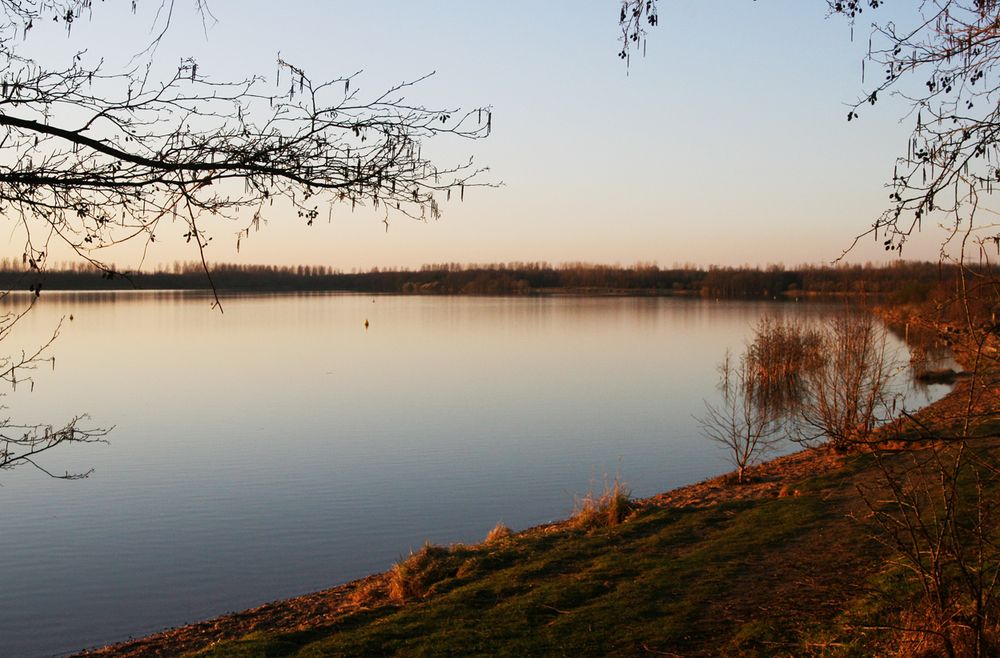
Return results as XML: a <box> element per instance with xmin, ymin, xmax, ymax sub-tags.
<box><xmin>387</xmin><ymin>542</ymin><xmax>452</xmax><ymax>604</ymax></box>
<box><xmin>891</xmin><ymin>605</ymin><xmax>1000</xmax><ymax>658</ymax></box>
<box><xmin>744</xmin><ymin>317</ymin><xmax>823</xmax><ymax>395</ymax></box>
<box><xmin>572</xmin><ymin>477</ymin><xmax>634</xmax><ymax>530</ymax></box>
<box><xmin>485</xmin><ymin>521</ymin><xmax>512</xmax><ymax>544</ymax></box>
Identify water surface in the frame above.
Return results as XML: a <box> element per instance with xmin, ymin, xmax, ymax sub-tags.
<box><xmin>0</xmin><ymin>293</ymin><xmax>950</xmax><ymax>656</ymax></box>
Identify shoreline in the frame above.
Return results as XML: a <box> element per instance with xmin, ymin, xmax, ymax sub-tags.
<box><xmin>73</xmin><ymin>408</ymin><xmax>959</xmax><ymax>656</ymax></box>
<box><xmin>73</xmin><ymin>448</ymin><xmax>853</xmax><ymax>658</ymax></box>
<box><xmin>73</xmin><ymin>308</ymin><xmax>964</xmax><ymax>657</ymax></box>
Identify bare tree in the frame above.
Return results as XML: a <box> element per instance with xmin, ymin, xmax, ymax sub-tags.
<box><xmin>798</xmin><ymin>310</ymin><xmax>899</xmax><ymax>452</ymax></box>
<box><xmin>858</xmin><ymin>427</ymin><xmax>1000</xmax><ymax>657</ymax></box>
<box><xmin>618</xmin><ymin>0</ymin><xmax>658</xmax><ymax>66</ymax></box>
<box><xmin>702</xmin><ymin>312</ymin><xmax>897</xmax><ymax>457</ymax></box>
<box><xmin>1</xmin><ymin>415</ymin><xmax>108</xmax><ymax>478</ymax></box>
<box><xmin>806</xmin><ymin>3</ymin><xmax>1000</xmax><ymax>650</ymax></box>
<box><xmin>831</xmin><ymin>1</ymin><xmax>1000</xmax><ymax>261</ymax></box>
<box><xmin>627</xmin><ymin>2</ymin><xmax>1000</xmax><ymax>651</ymax></box>
<box><xmin>699</xmin><ymin>350</ymin><xmax>782</xmax><ymax>484</ymax></box>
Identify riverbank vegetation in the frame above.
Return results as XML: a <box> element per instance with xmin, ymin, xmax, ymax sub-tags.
<box><xmin>81</xmin><ymin>405</ymin><xmax>999</xmax><ymax>656</ymax></box>
<box><xmin>699</xmin><ymin>310</ymin><xmax>899</xmax><ymax>486</ymax></box>
<box><xmin>75</xmin><ymin>287</ymin><xmax>1000</xmax><ymax>657</ymax></box>
<box><xmin>79</xmin><ymin>447</ymin><xmax>890</xmax><ymax>657</ymax></box>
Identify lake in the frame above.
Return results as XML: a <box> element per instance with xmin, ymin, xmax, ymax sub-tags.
<box><xmin>0</xmin><ymin>293</ymin><xmax>950</xmax><ymax>657</ymax></box>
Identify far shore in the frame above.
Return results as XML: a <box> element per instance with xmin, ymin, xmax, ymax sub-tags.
<box><xmin>4</xmin><ymin>286</ymin><xmax>888</xmax><ymax>299</ymax></box>
<box><xmin>0</xmin><ymin>260</ymin><xmax>958</xmax><ymax>302</ymax></box>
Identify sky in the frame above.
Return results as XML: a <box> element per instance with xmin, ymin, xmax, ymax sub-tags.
<box><xmin>7</xmin><ymin>0</ymin><xmax>949</xmax><ymax>271</ymax></box>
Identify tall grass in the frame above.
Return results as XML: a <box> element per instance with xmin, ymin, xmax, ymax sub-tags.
<box><xmin>572</xmin><ymin>475</ymin><xmax>633</xmax><ymax>530</ymax></box>
<box><xmin>485</xmin><ymin>522</ymin><xmax>512</xmax><ymax>544</ymax></box>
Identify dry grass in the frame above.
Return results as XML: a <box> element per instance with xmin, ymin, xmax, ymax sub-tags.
<box><xmin>346</xmin><ymin>575</ymin><xmax>389</xmax><ymax>608</ymax></box>
<box><xmin>572</xmin><ymin>476</ymin><xmax>633</xmax><ymax>530</ymax></box>
<box><xmin>485</xmin><ymin>521</ymin><xmax>512</xmax><ymax>544</ymax></box>
<box><xmin>387</xmin><ymin>542</ymin><xmax>452</xmax><ymax>604</ymax></box>
<box><xmin>891</xmin><ymin>605</ymin><xmax>1000</xmax><ymax>658</ymax></box>
<box><xmin>777</xmin><ymin>484</ymin><xmax>801</xmax><ymax>498</ymax></box>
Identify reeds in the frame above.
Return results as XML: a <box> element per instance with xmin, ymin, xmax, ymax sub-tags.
<box><xmin>743</xmin><ymin>317</ymin><xmax>823</xmax><ymax>416</ymax></box>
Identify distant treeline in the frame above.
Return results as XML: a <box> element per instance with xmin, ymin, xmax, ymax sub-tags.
<box><xmin>0</xmin><ymin>260</ymin><xmax>982</xmax><ymax>302</ymax></box>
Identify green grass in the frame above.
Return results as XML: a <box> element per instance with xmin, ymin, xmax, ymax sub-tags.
<box><xmin>177</xmin><ymin>444</ymin><xmax>1000</xmax><ymax>657</ymax></box>
<box><xmin>191</xmin><ymin>487</ymin><xmax>859</xmax><ymax>658</ymax></box>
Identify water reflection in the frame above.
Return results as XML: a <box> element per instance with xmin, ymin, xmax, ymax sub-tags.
<box><xmin>0</xmin><ymin>293</ymin><xmax>952</xmax><ymax>657</ymax></box>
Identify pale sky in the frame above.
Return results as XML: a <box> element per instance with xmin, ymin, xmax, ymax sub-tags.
<box><xmin>10</xmin><ymin>1</ymin><xmax>951</xmax><ymax>271</ymax></box>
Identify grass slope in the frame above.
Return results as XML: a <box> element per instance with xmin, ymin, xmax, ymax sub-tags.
<box><xmin>181</xmin><ymin>454</ymin><xmax>892</xmax><ymax>658</ymax></box>
<box><xmin>84</xmin><ymin>315</ymin><xmax>999</xmax><ymax>658</ymax></box>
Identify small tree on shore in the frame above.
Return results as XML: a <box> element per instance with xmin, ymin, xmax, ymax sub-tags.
<box><xmin>797</xmin><ymin>311</ymin><xmax>899</xmax><ymax>452</ymax></box>
<box><xmin>699</xmin><ymin>350</ymin><xmax>782</xmax><ymax>484</ymax></box>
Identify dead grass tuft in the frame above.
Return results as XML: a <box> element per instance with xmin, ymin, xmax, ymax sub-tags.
<box><xmin>485</xmin><ymin>521</ymin><xmax>512</xmax><ymax>544</ymax></box>
<box><xmin>572</xmin><ymin>476</ymin><xmax>633</xmax><ymax>530</ymax></box>
<box><xmin>891</xmin><ymin>605</ymin><xmax>1000</xmax><ymax>658</ymax></box>
<box><xmin>387</xmin><ymin>542</ymin><xmax>452</xmax><ymax>604</ymax></box>
<box><xmin>777</xmin><ymin>485</ymin><xmax>801</xmax><ymax>498</ymax></box>
<box><xmin>346</xmin><ymin>575</ymin><xmax>389</xmax><ymax>608</ymax></box>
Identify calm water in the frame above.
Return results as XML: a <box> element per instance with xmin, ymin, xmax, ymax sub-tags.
<box><xmin>0</xmin><ymin>293</ymin><xmax>950</xmax><ymax>657</ymax></box>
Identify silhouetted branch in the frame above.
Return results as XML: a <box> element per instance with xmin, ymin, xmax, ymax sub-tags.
<box><xmin>0</xmin><ymin>2</ymin><xmax>494</xmax><ymax>277</ymax></box>
<box><xmin>618</xmin><ymin>0</ymin><xmax>658</xmax><ymax>65</ymax></box>
<box><xmin>0</xmin><ymin>414</ymin><xmax>109</xmax><ymax>479</ymax></box>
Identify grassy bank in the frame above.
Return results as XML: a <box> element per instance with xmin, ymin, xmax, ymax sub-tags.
<box><xmin>77</xmin><ymin>428</ymin><xmax>983</xmax><ymax>656</ymax></box>
<box><xmin>77</xmin><ymin>318</ymin><xmax>999</xmax><ymax>657</ymax></box>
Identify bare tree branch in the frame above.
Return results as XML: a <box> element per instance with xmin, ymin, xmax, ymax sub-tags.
<box><xmin>0</xmin><ymin>2</ymin><xmax>494</xmax><ymax>278</ymax></box>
